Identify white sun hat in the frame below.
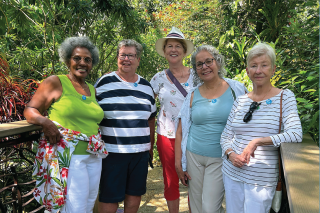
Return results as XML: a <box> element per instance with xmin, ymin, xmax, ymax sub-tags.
<box><xmin>155</xmin><ymin>27</ymin><xmax>194</xmax><ymax>57</ymax></box>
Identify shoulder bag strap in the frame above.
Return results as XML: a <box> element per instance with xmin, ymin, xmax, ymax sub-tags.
<box><xmin>166</xmin><ymin>69</ymin><xmax>188</xmax><ymax>97</ymax></box>
<box><xmin>277</xmin><ymin>91</ymin><xmax>284</xmax><ymax>189</ymax></box>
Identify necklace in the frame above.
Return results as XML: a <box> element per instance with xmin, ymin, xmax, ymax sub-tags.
<box><xmin>172</xmin><ymin>68</ymin><xmax>185</xmax><ymax>79</ymax></box>
<box><xmin>252</xmin><ymin>87</ymin><xmax>272</xmax><ymax>102</ymax></box>
<box><xmin>117</xmin><ymin>71</ymin><xmax>137</xmax><ymax>84</ymax></box>
<box><xmin>252</xmin><ymin>87</ymin><xmax>273</xmax><ymax>108</ymax></box>
<box><xmin>68</xmin><ymin>74</ymin><xmax>88</xmax><ymax>100</ymax></box>
<box><xmin>204</xmin><ymin>80</ymin><xmax>222</xmax><ymax>103</ymax></box>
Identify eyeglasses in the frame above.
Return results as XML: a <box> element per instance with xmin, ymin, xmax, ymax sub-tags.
<box><xmin>118</xmin><ymin>54</ymin><xmax>137</xmax><ymax>60</ymax></box>
<box><xmin>196</xmin><ymin>58</ymin><xmax>215</xmax><ymax>70</ymax></box>
<box><xmin>72</xmin><ymin>56</ymin><xmax>92</xmax><ymax>64</ymax></box>
<box><xmin>243</xmin><ymin>101</ymin><xmax>261</xmax><ymax>123</ymax></box>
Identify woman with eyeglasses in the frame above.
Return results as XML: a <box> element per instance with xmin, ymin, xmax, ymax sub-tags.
<box><xmin>95</xmin><ymin>39</ymin><xmax>156</xmax><ymax>213</ymax></box>
<box><xmin>24</xmin><ymin>37</ymin><xmax>107</xmax><ymax>213</ymax></box>
<box><xmin>220</xmin><ymin>42</ymin><xmax>302</xmax><ymax>213</ymax></box>
<box><xmin>175</xmin><ymin>45</ymin><xmax>247</xmax><ymax>213</ymax></box>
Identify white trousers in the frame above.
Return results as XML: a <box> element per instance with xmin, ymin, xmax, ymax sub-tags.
<box><xmin>223</xmin><ymin>174</ymin><xmax>276</xmax><ymax>213</ymax></box>
<box><xmin>186</xmin><ymin>151</ymin><xmax>225</xmax><ymax>213</ymax></box>
<box><xmin>60</xmin><ymin>154</ymin><xmax>102</xmax><ymax>213</ymax></box>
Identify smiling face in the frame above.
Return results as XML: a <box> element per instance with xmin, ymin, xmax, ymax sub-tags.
<box><xmin>246</xmin><ymin>54</ymin><xmax>276</xmax><ymax>87</ymax></box>
<box><xmin>67</xmin><ymin>47</ymin><xmax>92</xmax><ymax>79</ymax></box>
<box><xmin>195</xmin><ymin>50</ymin><xmax>220</xmax><ymax>82</ymax></box>
<box><xmin>117</xmin><ymin>46</ymin><xmax>140</xmax><ymax>74</ymax></box>
<box><xmin>163</xmin><ymin>38</ymin><xmax>186</xmax><ymax>64</ymax></box>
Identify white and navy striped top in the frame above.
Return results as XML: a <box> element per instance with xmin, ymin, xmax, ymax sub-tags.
<box><xmin>220</xmin><ymin>89</ymin><xmax>303</xmax><ymax>187</ymax></box>
<box><xmin>95</xmin><ymin>72</ymin><xmax>157</xmax><ymax>153</ymax></box>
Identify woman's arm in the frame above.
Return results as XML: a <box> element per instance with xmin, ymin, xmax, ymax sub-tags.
<box><xmin>220</xmin><ymin>98</ymin><xmax>247</xmax><ymax>167</ymax></box>
<box><xmin>175</xmin><ymin>119</ymin><xmax>191</xmax><ymax>186</ymax></box>
<box><xmin>241</xmin><ymin>90</ymin><xmax>303</xmax><ymax>163</ymax></box>
<box><xmin>220</xmin><ymin>99</ymin><xmax>238</xmax><ymax>157</ymax></box>
<box><xmin>148</xmin><ymin>116</ymin><xmax>156</xmax><ymax>160</ymax></box>
<box><xmin>24</xmin><ymin>76</ymin><xmax>63</xmax><ymax>144</ymax></box>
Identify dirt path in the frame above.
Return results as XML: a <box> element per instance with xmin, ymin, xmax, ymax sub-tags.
<box><xmin>97</xmin><ymin>166</ymin><xmax>226</xmax><ymax>213</ymax></box>
<box><xmin>137</xmin><ymin>167</ymin><xmax>190</xmax><ymax>213</ymax></box>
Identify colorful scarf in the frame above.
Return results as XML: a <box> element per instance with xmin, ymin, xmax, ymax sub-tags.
<box><xmin>32</xmin><ymin>121</ymin><xmax>108</xmax><ymax>212</ymax></box>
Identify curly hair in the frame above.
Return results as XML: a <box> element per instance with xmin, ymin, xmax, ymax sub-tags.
<box><xmin>58</xmin><ymin>36</ymin><xmax>99</xmax><ymax>67</ymax></box>
<box><xmin>117</xmin><ymin>39</ymin><xmax>143</xmax><ymax>58</ymax></box>
<box><xmin>191</xmin><ymin>45</ymin><xmax>226</xmax><ymax>84</ymax></box>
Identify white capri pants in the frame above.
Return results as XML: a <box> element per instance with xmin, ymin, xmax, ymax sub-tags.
<box><xmin>60</xmin><ymin>154</ymin><xmax>102</xmax><ymax>213</ymax></box>
<box><xmin>223</xmin><ymin>174</ymin><xmax>276</xmax><ymax>213</ymax></box>
<box><xmin>186</xmin><ymin>150</ymin><xmax>225</xmax><ymax>213</ymax></box>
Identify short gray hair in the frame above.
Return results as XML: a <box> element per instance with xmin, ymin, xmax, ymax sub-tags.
<box><xmin>117</xmin><ymin>39</ymin><xmax>143</xmax><ymax>58</ymax></box>
<box><xmin>191</xmin><ymin>45</ymin><xmax>226</xmax><ymax>84</ymax></box>
<box><xmin>58</xmin><ymin>36</ymin><xmax>99</xmax><ymax>66</ymax></box>
<box><xmin>247</xmin><ymin>42</ymin><xmax>276</xmax><ymax>67</ymax></box>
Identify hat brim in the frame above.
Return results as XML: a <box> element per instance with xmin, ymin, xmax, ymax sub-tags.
<box><xmin>155</xmin><ymin>37</ymin><xmax>194</xmax><ymax>57</ymax></box>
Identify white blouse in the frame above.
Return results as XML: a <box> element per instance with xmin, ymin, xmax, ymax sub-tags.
<box><xmin>150</xmin><ymin>69</ymin><xmax>195</xmax><ymax>138</ymax></box>
<box><xmin>220</xmin><ymin>89</ymin><xmax>303</xmax><ymax>187</ymax></box>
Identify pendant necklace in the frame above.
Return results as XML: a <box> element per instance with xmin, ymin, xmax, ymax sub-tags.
<box><xmin>117</xmin><ymin>71</ymin><xmax>138</xmax><ymax>87</ymax></box>
<box><xmin>69</xmin><ymin>74</ymin><xmax>88</xmax><ymax>100</ymax></box>
<box><xmin>206</xmin><ymin>80</ymin><xmax>222</xmax><ymax>103</ymax></box>
<box><xmin>253</xmin><ymin>87</ymin><xmax>273</xmax><ymax>109</ymax></box>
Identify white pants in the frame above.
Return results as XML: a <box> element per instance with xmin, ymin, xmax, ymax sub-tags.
<box><xmin>223</xmin><ymin>174</ymin><xmax>276</xmax><ymax>213</ymax></box>
<box><xmin>60</xmin><ymin>154</ymin><xmax>102</xmax><ymax>213</ymax></box>
<box><xmin>186</xmin><ymin>151</ymin><xmax>225</xmax><ymax>213</ymax></box>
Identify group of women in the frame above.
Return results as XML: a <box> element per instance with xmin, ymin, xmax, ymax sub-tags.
<box><xmin>24</xmin><ymin>27</ymin><xmax>303</xmax><ymax>213</ymax></box>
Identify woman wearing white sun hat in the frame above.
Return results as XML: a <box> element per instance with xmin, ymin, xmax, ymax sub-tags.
<box><xmin>150</xmin><ymin>27</ymin><xmax>195</xmax><ymax>213</ymax></box>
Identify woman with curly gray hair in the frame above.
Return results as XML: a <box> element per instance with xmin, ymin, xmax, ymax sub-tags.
<box><xmin>24</xmin><ymin>36</ymin><xmax>107</xmax><ymax>213</ymax></box>
<box><xmin>175</xmin><ymin>45</ymin><xmax>247</xmax><ymax>213</ymax></box>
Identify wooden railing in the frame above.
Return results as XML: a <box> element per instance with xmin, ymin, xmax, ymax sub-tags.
<box><xmin>0</xmin><ymin>120</ymin><xmax>319</xmax><ymax>213</ymax></box>
<box><xmin>0</xmin><ymin>120</ymin><xmax>43</xmax><ymax>213</ymax></box>
<box><xmin>280</xmin><ymin>134</ymin><xmax>319</xmax><ymax>213</ymax></box>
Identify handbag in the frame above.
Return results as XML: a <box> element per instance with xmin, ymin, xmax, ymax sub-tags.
<box><xmin>166</xmin><ymin>69</ymin><xmax>188</xmax><ymax>97</ymax></box>
<box><xmin>271</xmin><ymin>91</ymin><xmax>284</xmax><ymax>212</ymax></box>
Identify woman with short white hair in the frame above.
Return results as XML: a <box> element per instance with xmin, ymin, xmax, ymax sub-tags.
<box><xmin>220</xmin><ymin>42</ymin><xmax>303</xmax><ymax>213</ymax></box>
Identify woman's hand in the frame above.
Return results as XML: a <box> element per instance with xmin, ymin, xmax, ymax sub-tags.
<box><xmin>241</xmin><ymin>137</ymin><xmax>273</xmax><ymax>164</ymax></box>
<box><xmin>41</xmin><ymin>118</ymin><xmax>62</xmax><ymax>144</ymax></box>
<box><xmin>175</xmin><ymin>164</ymin><xmax>191</xmax><ymax>186</ymax></box>
<box><xmin>241</xmin><ymin>139</ymin><xmax>259</xmax><ymax>164</ymax></box>
<box><xmin>228</xmin><ymin>152</ymin><xmax>246</xmax><ymax>168</ymax></box>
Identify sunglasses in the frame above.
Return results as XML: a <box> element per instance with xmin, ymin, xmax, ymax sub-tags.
<box><xmin>72</xmin><ymin>56</ymin><xmax>92</xmax><ymax>64</ymax></box>
<box><xmin>243</xmin><ymin>101</ymin><xmax>261</xmax><ymax>123</ymax></box>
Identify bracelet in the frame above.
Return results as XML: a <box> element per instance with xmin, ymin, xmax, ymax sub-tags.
<box><xmin>226</xmin><ymin>150</ymin><xmax>234</xmax><ymax>159</ymax></box>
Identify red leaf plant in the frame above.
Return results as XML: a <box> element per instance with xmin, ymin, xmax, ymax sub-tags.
<box><xmin>0</xmin><ymin>57</ymin><xmax>39</xmax><ymax>123</ymax></box>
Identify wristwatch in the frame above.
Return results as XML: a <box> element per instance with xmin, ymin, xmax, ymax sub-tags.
<box><xmin>227</xmin><ymin>150</ymin><xmax>234</xmax><ymax>159</ymax></box>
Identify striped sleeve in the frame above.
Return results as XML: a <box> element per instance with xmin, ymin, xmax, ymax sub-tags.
<box><xmin>270</xmin><ymin>89</ymin><xmax>303</xmax><ymax>146</ymax></box>
<box><xmin>220</xmin><ymin>97</ymin><xmax>240</xmax><ymax>158</ymax></box>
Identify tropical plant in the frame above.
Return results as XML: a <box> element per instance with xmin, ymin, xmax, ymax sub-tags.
<box><xmin>0</xmin><ymin>56</ymin><xmax>38</xmax><ymax>123</ymax></box>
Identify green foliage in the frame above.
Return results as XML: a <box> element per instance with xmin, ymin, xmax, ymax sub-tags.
<box><xmin>0</xmin><ymin>0</ymin><xmax>318</xmax><ymax>143</ymax></box>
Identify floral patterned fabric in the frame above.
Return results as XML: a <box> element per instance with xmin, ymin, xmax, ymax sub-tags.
<box><xmin>32</xmin><ymin>121</ymin><xmax>108</xmax><ymax>213</ymax></box>
<box><xmin>150</xmin><ymin>70</ymin><xmax>195</xmax><ymax>138</ymax></box>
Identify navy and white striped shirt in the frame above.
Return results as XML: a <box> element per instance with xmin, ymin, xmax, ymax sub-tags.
<box><xmin>95</xmin><ymin>72</ymin><xmax>157</xmax><ymax>153</ymax></box>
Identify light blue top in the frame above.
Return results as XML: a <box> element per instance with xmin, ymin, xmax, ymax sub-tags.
<box><xmin>186</xmin><ymin>87</ymin><xmax>234</xmax><ymax>158</ymax></box>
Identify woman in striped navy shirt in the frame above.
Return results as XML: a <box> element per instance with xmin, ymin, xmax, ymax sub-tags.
<box><xmin>220</xmin><ymin>42</ymin><xmax>303</xmax><ymax>213</ymax></box>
